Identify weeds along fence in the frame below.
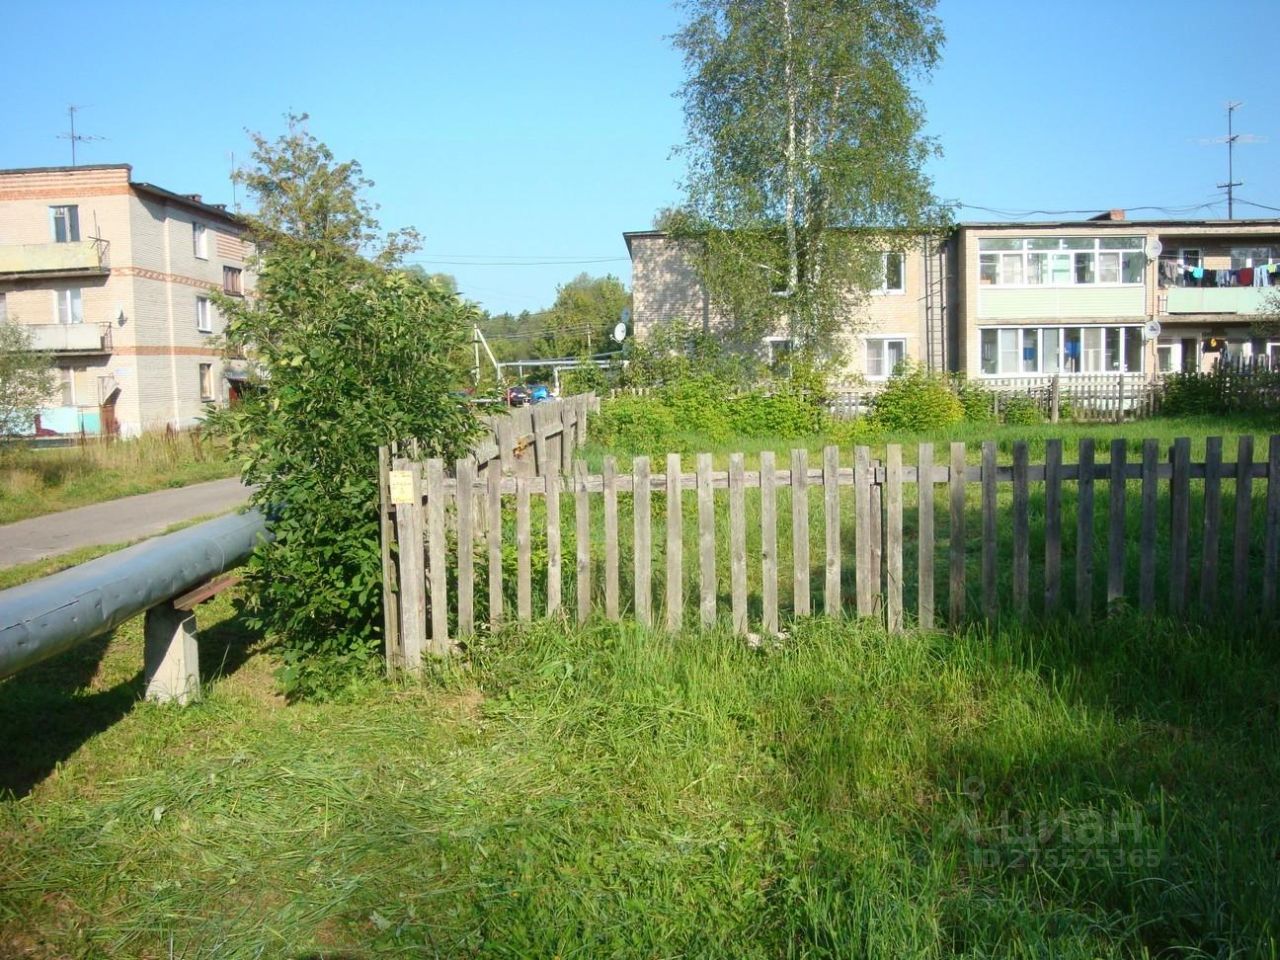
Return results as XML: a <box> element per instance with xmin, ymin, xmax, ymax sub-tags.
<box><xmin>381</xmin><ymin>433</ymin><xmax>1280</xmax><ymax>671</ymax></box>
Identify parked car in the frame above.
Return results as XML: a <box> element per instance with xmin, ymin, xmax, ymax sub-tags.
<box><xmin>505</xmin><ymin>384</ymin><xmax>532</xmax><ymax>407</ymax></box>
<box><xmin>529</xmin><ymin>383</ymin><xmax>551</xmax><ymax>403</ymax></box>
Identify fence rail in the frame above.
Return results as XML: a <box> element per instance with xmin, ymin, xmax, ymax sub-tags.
<box><xmin>382</xmin><ymin>434</ymin><xmax>1280</xmax><ymax>672</ymax></box>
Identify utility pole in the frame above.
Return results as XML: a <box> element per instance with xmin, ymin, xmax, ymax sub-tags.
<box><xmin>1217</xmin><ymin>101</ymin><xmax>1243</xmax><ymax>220</ymax></box>
<box><xmin>56</xmin><ymin>105</ymin><xmax>105</xmax><ymax>166</ymax></box>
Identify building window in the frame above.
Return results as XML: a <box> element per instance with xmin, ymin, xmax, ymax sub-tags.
<box><xmin>196</xmin><ymin>296</ymin><xmax>212</xmax><ymax>333</ymax></box>
<box><xmin>223</xmin><ymin>266</ymin><xmax>243</xmax><ymax>296</ymax></box>
<box><xmin>866</xmin><ymin>337</ymin><xmax>906</xmax><ymax>379</ymax></box>
<box><xmin>50</xmin><ymin>205</ymin><xmax>80</xmax><ymax>243</ymax></box>
<box><xmin>979</xmin><ymin>325</ymin><xmax>1144</xmax><ymax>376</ymax></box>
<box><xmin>1179</xmin><ymin>248</ymin><xmax>1202</xmax><ymax>270</ymax></box>
<box><xmin>880</xmin><ymin>252</ymin><xmax>905</xmax><ymax>293</ymax></box>
<box><xmin>55</xmin><ymin>288</ymin><xmax>83</xmax><ymax>325</ymax></box>
<box><xmin>193</xmin><ymin>222</ymin><xmax>208</xmax><ymax>259</ymax></box>
<box><xmin>1231</xmin><ymin>246</ymin><xmax>1276</xmax><ymax>269</ymax></box>
<box><xmin>60</xmin><ymin>368</ymin><xmax>75</xmax><ymax>406</ymax></box>
<box><xmin>978</xmin><ymin>236</ymin><xmax>1144</xmax><ymax>287</ymax></box>
<box><xmin>764</xmin><ymin>336</ymin><xmax>794</xmax><ymax>371</ymax></box>
<box><xmin>199</xmin><ymin>363</ymin><xmax>214</xmax><ymax>401</ymax></box>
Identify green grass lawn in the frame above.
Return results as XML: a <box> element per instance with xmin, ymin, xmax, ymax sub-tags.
<box><xmin>0</xmin><ymin>431</ymin><xmax>237</xmax><ymax>525</ymax></box>
<box><xmin>1</xmin><ymin>595</ymin><xmax>1277</xmax><ymax>957</ymax></box>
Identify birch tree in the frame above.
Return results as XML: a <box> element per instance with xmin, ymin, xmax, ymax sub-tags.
<box><xmin>671</xmin><ymin>0</ymin><xmax>950</xmax><ymax>358</ymax></box>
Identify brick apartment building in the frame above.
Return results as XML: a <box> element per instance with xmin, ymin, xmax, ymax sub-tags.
<box><xmin>0</xmin><ymin>164</ymin><xmax>251</xmax><ymax>437</ymax></box>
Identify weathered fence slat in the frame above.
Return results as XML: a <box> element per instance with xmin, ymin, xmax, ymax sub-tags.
<box><xmin>634</xmin><ymin>457</ymin><xmax>652</xmax><ymax>627</ymax></box>
<box><xmin>981</xmin><ymin>441</ymin><xmax>998</xmax><ymax>620</ymax></box>
<box><xmin>545</xmin><ymin>461</ymin><xmax>562</xmax><ymax>618</ymax></box>
<box><xmin>424</xmin><ymin>460</ymin><xmax>449</xmax><ymax>653</ymax></box>
<box><xmin>1264</xmin><ymin>437</ymin><xmax>1280</xmax><ymax>612</ymax></box>
<box><xmin>854</xmin><ymin>445</ymin><xmax>872</xmax><ymax>617</ymax></box>
<box><xmin>1044</xmin><ymin>439</ymin><xmax>1062</xmax><ymax>615</ymax></box>
<box><xmin>949</xmin><ymin>442</ymin><xmax>966</xmax><ymax>624</ymax></box>
<box><xmin>666</xmin><ymin>452</ymin><xmax>683</xmax><ymax>632</ymax></box>
<box><xmin>1107</xmin><ymin>439</ymin><xmax>1127</xmax><ymax>607</ymax></box>
<box><xmin>1169</xmin><ymin>437</ymin><xmax>1191</xmax><ymax>616</ymax></box>
<box><xmin>516</xmin><ymin>476</ymin><xmax>532</xmax><ymax>621</ymax></box>
<box><xmin>456</xmin><ymin>458</ymin><xmax>475</xmax><ymax>638</ymax></box>
<box><xmin>1199</xmin><ymin>437</ymin><xmax>1222</xmax><ymax>616</ymax></box>
<box><xmin>1012</xmin><ymin>441</ymin><xmax>1030</xmax><ymax>615</ymax></box>
<box><xmin>885</xmin><ymin>444</ymin><xmax>903</xmax><ymax>632</ymax></box>
<box><xmin>825</xmin><ymin>445</ymin><xmax>842</xmax><ymax>617</ymax></box>
<box><xmin>760</xmin><ymin>451</ymin><xmax>779</xmax><ymax>633</ymax></box>
<box><xmin>1140</xmin><ymin>439</ymin><xmax>1157</xmax><ymax>613</ymax></box>
<box><xmin>791</xmin><ymin>448</ymin><xmax>810</xmax><ymax>618</ymax></box>
<box><xmin>1232</xmin><ymin>436</ymin><xmax>1254</xmax><ymax>618</ymax></box>
<box><xmin>918</xmin><ymin>443</ymin><xmax>935</xmax><ymax>629</ymax></box>
<box><xmin>575</xmin><ymin>459</ymin><xmax>591</xmax><ymax>624</ymax></box>
<box><xmin>395</xmin><ymin>461</ymin><xmax>426</xmax><ymax>671</ymax></box>
<box><xmin>729</xmin><ymin>453</ymin><xmax>747</xmax><ymax>634</ymax></box>
<box><xmin>697</xmin><ymin>453</ymin><xmax>716</xmax><ymax>628</ymax></box>
<box><xmin>1076</xmin><ymin>439</ymin><xmax>1095</xmax><ymax>621</ymax></box>
<box><xmin>603</xmin><ymin>456</ymin><xmax>619</xmax><ymax>621</ymax></box>
<box><xmin>378</xmin><ymin>446</ymin><xmax>401</xmax><ymax>670</ymax></box>
<box><xmin>487</xmin><ymin>465</ymin><xmax>503</xmax><ymax>627</ymax></box>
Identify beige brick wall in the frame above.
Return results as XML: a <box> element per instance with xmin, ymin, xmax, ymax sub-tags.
<box><xmin>627</xmin><ymin>232</ymin><xmax>929</xmax><ymax>382</ymax></box>
<box><xmin>0</xmin><ymin>167</ymin><xmax>248</xmax><ymax>435</ymax></box>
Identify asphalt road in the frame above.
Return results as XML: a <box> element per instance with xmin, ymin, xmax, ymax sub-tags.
<box><xmin>0</xmin><ymin>477</ymin><xmax>255</xmax><ymax>570</ymax></box>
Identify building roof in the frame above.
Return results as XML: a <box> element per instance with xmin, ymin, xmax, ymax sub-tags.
<box><xmin>0</xmin><ymin>163</ymin><xmax>245</xmax><ymax>230</ymax></box>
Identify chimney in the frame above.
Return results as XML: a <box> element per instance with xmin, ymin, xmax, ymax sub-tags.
<box><xmin>1089</xmin><ymin>208</ymin><xmax>1126</xmax><ymax>221</ymax></box>
<box><xmin>185</xmin><ymin>193</ymin><xmax>202</xmax><ymax>203</ymax></box>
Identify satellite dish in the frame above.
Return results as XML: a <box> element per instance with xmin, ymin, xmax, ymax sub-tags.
<box><xmin>613</xmin><ymin>321</ymin><xmax>627</xmax><ymax>343</ymax></box>
<box><xmin>1142</xmin><ymin>319</ymin><xmax>1162</xmax><ymax>341</ymax></box>
<box><xmin>1144</xmin><ymin>239</ymin><xmax>1163</xmax><ymax>260</ymax></box>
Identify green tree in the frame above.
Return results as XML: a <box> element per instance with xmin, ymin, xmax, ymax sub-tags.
<box><xmin>234</xmin><ymin>112</ymin><xmax>421</xmax><ymax>265</ymax></box>
<box><xmin>213</xmin><ymin>120</ymin><xmax>477</xmax><ymax>697</ymax></box>
<box><xmin>544</xmin><ymin>273</ymin><xmax>630</xmax><ymax>357</ymax></box>
<box><xmin>0</xmin><ymin>321</ymin><xmax>55</xmax><ymax>436</ymax></box>
<box><xmin>671</xmin><ymin>0</ymin><xmax>951</xmax><ymax>356</ymax></box>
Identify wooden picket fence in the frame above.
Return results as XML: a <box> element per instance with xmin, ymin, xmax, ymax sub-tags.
<box><xmin>380</xmin><ymin>433</ymin><xmax>1280</xmax><ymax>672</ymax></box>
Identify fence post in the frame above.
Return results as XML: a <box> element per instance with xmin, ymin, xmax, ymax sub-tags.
<box><xmin>948</xmin><ymin>442</ymin><xmax>966</xmax><ymax>624</ymax></box>
<box><xmin>1139</xmin><ymin>439</ymin><xmax>1158</xmax><ymax>613</ymax></box>
<box><xmin>1169</xmin><ymin>438</ymin><xmax>1191</xmax><ymax>616</ymax></box>
<box><xmin>395</xmin><ymin>461</ymin><xmax>426</xmax><ymax>672</ymax></box>
<box><xmin>1107</xmin><ymin>439</ymin><xmax>1127</xmax><ymax>608</ymax></box>
<box><xmin>885</xmin><ymin>445</ymin><xmax>903</xmax><ymax>632</ymax></box>
<box><xmin>1050</xmin><ymin>375</ymin><xmax>1061</xmax><ymax>423</ymax></box>
<box><xmin>761</xmin><ymin>450</ymin><xmax>779</xmax><ymax>634</ymax></box>
<box><xmin>1199</xmin><ymin>437</ymin><xmax>1222</xmax><ymax>616</ymax></box>
<box><xmin>1233</xmin><ymin>436</ymin><xmax>1254</xmax><ymax>618</ymax></box>
<box><xmin>603</xmin><ymin>456</ymin><xmax>620</xmax><ymax>620</ymax></box>
<box><xmin>456</xmin><ymin>458</ymin><xmax>475</xmax><ymax>639</ymax></box>
<box><xmin>791</xmin><ymin>448</ymin><xmax>810</xmax><ymax>618</ymax></box>
<box><xmin>487</xmin><ymin>464</ymin><xmax>503</xmax><ymax>628</ymax></box>
<box><xmin>917</xmin><ymin>443</ymin><xmax>935</xmax><ymax>629</ymax></box>
<box><xmin>575</xmin><ymin>459</ymin><xmax>591</xmax><ymax>624</ymax></box>
<box><xmin>697</xmin><ymin>453</ymin><xmax>716</xmax><ymax>628</ymax></box>
<box><xmin>378</xmin><ymin>445</ymin><xmax>401</xmax><ymax>673</ymax></box>
<box><xmin>729</xmin><ymin>452</ymin><xmax>748</xmax><ymax>633</ymax></box>
<box><xmin>1076</xmin><ymin>439</ymin><xmax>1095</xmax><ymax>621</ymax></box>
<box><xmin>1264</xmin><ymin>436</ymin><xmax>1280</xmax><ymax>612</ymax></box>
<box><xmin>545</xmin><ymin>459</ymin><xmax>562</xmax><ymax>617</ymax></box>
<box><xmin>425</xmin><ymin>459</ymin><xmax>450</xmax><ymax>655</ymax></box>
<box><xmin>826</xmin><ymin>446</ymin><xmax>843</xmax><ymax>617</ymax></box>
<box><xmin>665</xmin><ymin>452</ymin><xmax>683</xmax><ymax>632</ymax></box>
<box><xmin>633</xmin><ymin>457</ymin><xmax>652</xmax><ymax>627</ymax></box>
<box><xmin>1012</xmin><ymin>441</ymin><xmax>1030</xmax><ymax>615</ymax></box>
<box><xmin>1044</xmin><ymin>439</ymin><xmax>1063</xmax><ymax>614</ymax></box>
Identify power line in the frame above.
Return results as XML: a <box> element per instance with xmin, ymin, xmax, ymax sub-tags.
<box><xmin>955</xmin><ymin>199</ymin><xmax>1223</xmax><ymax>219</ymax></box>
<box><xmin>1236</xmin><ymin>198</ymin><xmax>1280</xmax><ymax>214</ymax></box>
<box><xmin>409</xmin><ymin>257</ymin><xmax>628</xmax><ymax>267</ymax></box>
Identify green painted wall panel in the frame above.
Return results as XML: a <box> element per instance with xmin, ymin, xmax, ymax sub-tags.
<box><xmin>978</xmin><ymin>287</ymin><xmax>1145</xmax><ymax>320</ymax></box>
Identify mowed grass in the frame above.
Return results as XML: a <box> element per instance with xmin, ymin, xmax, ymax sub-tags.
<box><xmin>2</xmin><ymin>591</ymin><xmax>1278</xmax><ymax>957</ymax></box>
<box><xmin>0</xmin><ymin>430</ymin><xmax>236</xmax><ymax>525</ymax></box>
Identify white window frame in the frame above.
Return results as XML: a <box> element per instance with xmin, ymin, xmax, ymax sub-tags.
<box><xmin>1230</xmin><ymin>246</ymin><xmax>1276</xmax><ymax>269</ymax></box>
<box><xmin>865</xmin><ymin>336</ymin><xmax>907</xmax><ymax>379</ymax></box>
<box><xmin>763</xmin><ymin>335</ymin><xmax>793</xmax><ymax>367</ymax></box>
<box><xmin>50</xmin><ymin>205</ymin><xmax>80</xmax><ymax>243</ymax></box>
<box><xmin>877</xmin><ymin>252</ymin><xmax>905</xmax><ymax>294</ymax></box>
<box><xmin>193</xmin><ymin>222</ymin><xmax>208</xmax><ymax>259</ymax></box>
<box><xmin>60</xmin><ymin>368</ymin><xmax>75</xmax><ymax>406</ymax></box>
<box><xmin>978</xmin><ymin>324</ymin><xmax>1145</xmax><ymax>377</ymax></box>
<box><xmin>977</xmin><ymin>236</ymin><xmax>1145</xmax><ymax>288</ymax></box>
<box><xmin>1178</xmin><ymin>248</ymin><xmax>1202</xmax><ymax>270</ymax></box>
<box><xmin>199</xmin><ymin>363</ymin><xmax>214</xmax><ymax>402</ymax></box>
<box><xmin>223</xmin><ymin>265</ymin><xmax>243</xmax><ymax>296</ymax></box>
<box><xmin>196</xmin><ymin>296</ymin><xmax>212</xmax><ymax>333</ymax></box>
<box><xmin>54</xmin><ymin>288</ymin><xmax>83</xmax><ymax>325</ymax></box>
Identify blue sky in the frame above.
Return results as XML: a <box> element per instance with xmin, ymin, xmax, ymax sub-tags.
<box><xmin>4</xmin><ymin>0</ymin><xmax>1276</xmax><ymax>320</ymax></box>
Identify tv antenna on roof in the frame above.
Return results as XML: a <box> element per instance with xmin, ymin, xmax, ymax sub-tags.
<box><xmin>57</xmin><ymin>105</ymin><xmax>106</xmax><ymax>166</ymax></box>
<box><xmin>1201</xmin><ymin>102</ymin><xmax>1264</xmax><ymax>220</ymax></box>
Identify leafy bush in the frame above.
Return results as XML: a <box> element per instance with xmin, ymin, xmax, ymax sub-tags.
<box><xmin>209</xmin><ymin>242</ymin><xmax>477</xmax><ymax>698</ymax></box>
<box><xmin>868</xmin><ymin>364</ymin><xmax>963</xmax><ymax>432</ymax></box>
<box><xmin>952</xmin><ymin>376</ymin><xmax>997</xmax><ymax>424</ymax></box>
<box><xmin>999</xmin><ymin>393</ymin><xmax>1044</xmax><ymax>426</ymax></box>
<box><xmin>592</xmin><ymin>396</ymin><xmax>682</xmax><ymax>452</ymax></box>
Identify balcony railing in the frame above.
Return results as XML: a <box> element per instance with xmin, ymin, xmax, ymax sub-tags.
<box><xmin>0</xmin><ymin>239</ymin><xmax>109</xmax><ymax>279</ymax></box>
<box><xmin>25</xmin><ymin>323</ymin><xmax>113</xmax><ymax>353</ymax></box>
<box><xmin>1162</xmin><ymin>286</ymin><xmax>1272</xmax><ymax>315</ymax></box>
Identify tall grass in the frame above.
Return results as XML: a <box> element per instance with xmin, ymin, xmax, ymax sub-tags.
<box><xmin>1</xmin><ymin>600</ymin><xmax>1277</xmax><ymax>957</ymax></box>
<box><xmin>0</xmin><ymin>428</ymin><xmax>236</xmax><ymax>524</ymax></box>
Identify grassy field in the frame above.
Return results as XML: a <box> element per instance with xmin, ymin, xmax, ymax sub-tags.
<box><xmin>3</xmin><ymin>412</ymin><xmax>1279</xmax><ymax>957</ymax></box>
<box><xmin>1</xmin><ymin>593</ymin><xmax>1277</xmax><ymax>957</ymax></box>
<box><xmin>0</xmin><ymin>430</ymin><xmax>236</xmax><ymax>525</ymax></box>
